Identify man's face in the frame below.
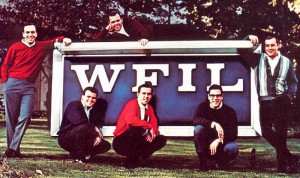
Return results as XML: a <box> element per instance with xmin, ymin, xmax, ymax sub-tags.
<box><xmin>208</xmin><ymin>89</ymin><xmax>223</xmax><ymax>108</ymax></box>
<box><xmin>108</xmin><ymin>14</ymin><xmax>123</xmax><ymax>32</ymax></box>
<box><xmin>137</xmin><ymin>87</ymin><xmax>152</xmax><ymax>105</ymax></box>
<box><xmin>81</xmin><ymin>90</ymin><xmax>97</xmax><ymax>108</ymax></box>
<box><xmin>265</xmin><ymin>38</ymin><xmax>279</xmax><ymax>59</ymax></box>
<box><xmin>22</xmin><ymin>25</ymin><xmax>37</xmax><ymax>45</ymax></box>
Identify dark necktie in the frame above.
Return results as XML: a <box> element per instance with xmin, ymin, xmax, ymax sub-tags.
<box><xmin>144</xmin><ymin>109</ymin><xmax>149</xmax><ymax>122</ymax></box>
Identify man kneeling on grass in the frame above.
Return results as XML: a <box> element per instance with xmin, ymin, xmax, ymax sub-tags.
<box><xmin>112</xmin><ymin>82</ymin><xmax>167</xmax><ymax>169</ymax></box>
<box><xmin>193</xmin><ymin>84</ymin><xmax>239</xmax><ymax>171</ymax></box>
<box><xmin>57</xmin><ymin>87</ymin><xmax>111</xmax><ymax>163</ymax></box>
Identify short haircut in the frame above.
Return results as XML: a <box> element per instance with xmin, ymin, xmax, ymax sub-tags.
<box><xmin>23</xmin><ymin>22</ymin><xmax>36</xmax><ymax>26</ymax></box>
<box><xmin>138</xmin><ymin>82</ymin><xmax>153</xmax><ymax>93</ymax></box>
<box><xmin>82</xmin><ymin>86</ymin><xmax>98</xmax><ymax>97</ymax></box>
<box><xmin>106</xmin><ymin>9</ymin><xmax>122</xmax><ymax>22</ymax></box>
<box><xmin>23</xmin><ymin>24</ymin><xmax>36</xmax><ymax>31</ymax></box>
<box><xmin>208</xmin><ymin>84</ymin><xmax>223</xmax><ymax>94</ymax></box>
<box><xmin>264</xmin><ymin>36</ymin><xmax>279</xmax><ymax>44</ymax></box>
<box><xmin>107</xmin><ymin>9</ymin><xmax>122</xmax><ymax>17</ymax></box>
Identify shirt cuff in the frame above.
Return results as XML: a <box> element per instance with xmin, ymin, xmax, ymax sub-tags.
<box><xmin>219</xmin><ymin>138</ymin><xmax>224</xmax><ymax>144</ymax></box>
<box><xmin>211</xmin><ymin>122</ymin><xmax>216</xmax><ymax>128</ymax></box>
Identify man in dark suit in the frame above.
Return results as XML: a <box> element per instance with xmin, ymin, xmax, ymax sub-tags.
<box><xmin>57</xmin><ymin>87</ymin><xmax>111</xmax><ymax>163</ymax></box>
<box><xmin>113</xmin><ymin>83</ymin><xmax>167</xmax><ymax>168</ymax></box>
<box><xmin>93</xmin><ymin>9</ymin><xmax>150</xmax><ymax>46</ymax></box>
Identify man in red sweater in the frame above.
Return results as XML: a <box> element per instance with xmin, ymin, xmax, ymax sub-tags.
<box><xmin>113</xmin><ymin>83</ymin><xmax>167</xmax><ymax>168</ymax></box>
<box><xmin>1</xmin><ymin>24</ymin><xmax>71</xmax><ymax>158</ymax></box>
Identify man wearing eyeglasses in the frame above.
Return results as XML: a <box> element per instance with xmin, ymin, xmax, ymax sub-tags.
<box><xmin>193</xmin><ymin>84</ymin><xmax>238</xmax><ymax>171</ymax></box>
<box><xmin>1</xmin><ymin>24</ymin><xmax>71</xmax><ymax>158</ymax></box>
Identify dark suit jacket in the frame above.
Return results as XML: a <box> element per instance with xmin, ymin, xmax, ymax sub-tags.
<box><xmin>113</xmin><ymin>99</ymin><xmax>159</xmax><ymax>137</ymax></box>
<box><xmin>93</xmin><ymin>18</ymin><xmax>150</xmax><ymax>41</ymax></box>
<box><xmin>57</xmin><ymin>100</ymin><xmax>105</xmax><ymax>135</ymax></box>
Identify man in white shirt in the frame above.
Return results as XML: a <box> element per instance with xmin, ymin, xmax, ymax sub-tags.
<box><xmin>244</xmin><ymin>35</ymin><xmax>299</xmax><ymax>173</ymax></box>
<box><xmin>93</xmin><ymin>9</ymin><xmax>150</xmax><ymax>46</ymax></box>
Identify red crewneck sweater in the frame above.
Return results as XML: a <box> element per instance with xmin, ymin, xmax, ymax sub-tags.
<box><xmin>1</xmin><ymin>36</ymin><xmax>64</xmax><ymax>83</ymax></box>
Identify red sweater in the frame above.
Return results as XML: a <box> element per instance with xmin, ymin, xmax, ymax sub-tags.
<box><xmin>113</xmin><ymin>99</ymin><xmax>159</xmax><ymax>137</ymax></box>
<box><xmin>1</xmin><ymin>36</ymin><xmax>64</xmax><ymax>83</ymax></box>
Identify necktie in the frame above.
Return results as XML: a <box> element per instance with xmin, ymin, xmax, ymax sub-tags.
<box><xmin>142</xmin><ymin>109</ymin><xmax>149</xmax><ymax>136</ymax></box>
<box><xmin>144</xmin><ymin>109</ymin><xmax>149</xmax><ymax>122</ymax></box>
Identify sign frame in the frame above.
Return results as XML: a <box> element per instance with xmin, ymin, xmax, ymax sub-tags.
<box><xmin>50</xmin><ymin>41</ymin><xmax>261</xmax><ymax>137</ymax></box>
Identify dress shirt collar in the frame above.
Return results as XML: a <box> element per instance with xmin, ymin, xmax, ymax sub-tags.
<box><xmin>22</xmin><ymin>39</ymin><xmax>36</xmax><ymax>47</ymax></box>
<box><xmin>265</xmin><ymin>52</ymin><xmax>280</xmax><ymax>76</ymax></box>
<box><xmin>117</xmin><ymin>26</ymin><xmax>130</xmax><ymax>37</ymax></box>
<box><xmin>210</xmin><ymin>102</ymin><xmax>223</xmax><ymax>110</ymax></box>
<box><xmin>265</xmin><ymin>51</ymin><xmax>281</xmax><ymax>61</ymax></box>
<box><xmin>81</xmin><ymin>100</ymin><xmax>93</xmax><ymax>119</ymax></box>
<box><xmin>137</xmin><ymin>98</ymin><xmax>148</xmax><ymax>110</ymax></box>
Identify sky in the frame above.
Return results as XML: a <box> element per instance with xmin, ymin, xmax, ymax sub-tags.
<box><xmin>0</xmin><ymin>0</ymin><xmax>5</xmax><ymax>6</ymax></box>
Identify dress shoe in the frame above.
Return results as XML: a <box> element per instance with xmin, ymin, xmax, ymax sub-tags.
<box><xmin>85</xmin><ymin>154</ymin><xmax>91</xmax><ymax>160</ymax></box>
<box><xmin>249</xmin><ymin>148</ymin><xmax>256</xmax><ymax>168</ymax></box>
<box><xmin>122</xmin><ymin>158</ymin><xmax>138</xmax><ymax>169</ymax></box>
<box><xmin>3</xmin><ymin>148</ymin><xmax>13</xmax><ymax>157</ymax></box>
<box><xmin>74</xmin><ymin>155</ymin><xmax>91</xmax><ymax>164</ymax></box>
<box><xmin>215</xmin><ymin>157</ymin><xmax>234</xmax><ymax>171</ymax></box>
<box><xmin>277</xmin><ymin>167</ymin><xmax>288</xmax><ymax>173</ymax></box>
<box><xmin>74</xmin><ymin>159</ymin><xmax>85</xmax><ymax>164</ymax></box>
<box><xmin>277</xmin><ymin>155</ymin><xmax>299</xmax><ymax>173</ymax></box>
<box><xmin>287</xmin><ymin>155</ymin><xmax>299</xmax><ymax>173</ymax></box>
<box><xmin>199</xmin><ymin>163</ymin><xmax>208</xmax><ymax>171</ymax></box>
<box><xmin>13</xmin><ymin>150</ymin><xmax>22</xmax><ymax>158</ymax></box>
<box><xmin>197</xmin><ymin>153</ymin><xmax>208</xmax><ymax>171</ymax></box>
<box><xmin>215</xmin><ymin>161</ymin><xmax>230</xmax><ymax>170</ymax></box>
<box><xmin>141</xmin><ymin>152</ymin><xmax>153</xmax><ymax>160</ymax></box>
<box><xmin>3</xmin><ymin>148</ymin><xmax>22</xmax><ymax>158</ymax></box>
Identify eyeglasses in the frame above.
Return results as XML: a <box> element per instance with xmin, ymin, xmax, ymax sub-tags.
<box><xmin>209</xmin><ymin>94</ymin><xmax>222</xmax><ymax>98</ymax></box>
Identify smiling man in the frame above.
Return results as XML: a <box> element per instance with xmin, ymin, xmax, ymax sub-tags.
<box><xmin>93</xmin><ymin>9</ymin><xmax>150</xmax><ymax>46</ymax></box>
<box><xmin>112</xmin><ymin>82</ymin><xmax>167</xmax><ymax>169</ymax></box>
<box><xmin>193</xmin><ymin>84</ymin><xmax>238</xmax><ymax>171</ymax></box>
<box><xmin>1</xmin><ymin>24</ymin><xmax>71</xmax><ymax>158</ymax></box>
<box><xmin>244</xmin><ymin>35</ymin><xmax>299</xmax><ymax>173</ymax></box>
<box><xmin>57</xmin><ymin>87</ymin><xmax>111</xmax><ymax>163</ymax></box>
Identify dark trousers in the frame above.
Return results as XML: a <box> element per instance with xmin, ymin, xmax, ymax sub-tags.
<box><xmin>112</xmin><ymin>126</ymin><xmax>167</xmax><ymax>161</ymax></box>
<box><xmin>194</xmin><ymin>125</ymin><xmax>238</xmax><ymax>164</ymax></box>
<box><xmin>58</xmin><ymin>123</ymin><xmax>111</xmax><ymax>159</ymax></box>
<box><xmin>260</xmin><ymin>96</ymin><xmax>291</xmax><ymax>167</ymax></box>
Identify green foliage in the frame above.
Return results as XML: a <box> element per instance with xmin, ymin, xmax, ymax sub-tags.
<box><xmin>2</xmin><ymin>0</ymin><xmax>118</xmax><ymax>41</ymax></box>
<box><xmin>184</xmin><ymin>0</ymin><xmax>300</xmax><ymax>58</ymax></box>
<box><xmin>1</xmin><ymin>0</ymin><xmax>300</xmax><ymax>45</ymax></box>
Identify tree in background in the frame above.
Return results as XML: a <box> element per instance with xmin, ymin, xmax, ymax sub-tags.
<box><xmin>118</xmin><ymin>0</ymin><xmax>186</xmax><ymax>24</ymax></box>
<box><xmin>3</xmin><ymin>0</ymin><xmax>298</xmax><ymax>46</ymax></box>
<box><xmin>1</xmin><ymin>0</ymin><xmax>299</xmax><ymax>48</ymax></box>
<box><xmin>0</xmin><ymin>0</ymin><xmax>300</xmax><ymax>128</ymax></box>
<box><xmin>0</xmin><ymin>0</ymin><xmax>118</xmax><ymax>126</ymax></box>
<box><xmin>4</xmin><ymin>0</ymin><xmax>118</xmax><ymax>41</ymax></box>
<box><xmin>184</xmin><ymin>0</ymin><xmax>300</xmax><ymax>55</ymax></box>
<box><xmin>184</xmin><ymin>0</ymin><xmax>300</xmax><ymax>130</ymax></box>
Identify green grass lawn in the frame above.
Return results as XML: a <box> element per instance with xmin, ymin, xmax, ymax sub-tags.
<box><xmin>0</xmin><ymin>118</ymin><xmax>299</xmax><ymax>178</ymax></box>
